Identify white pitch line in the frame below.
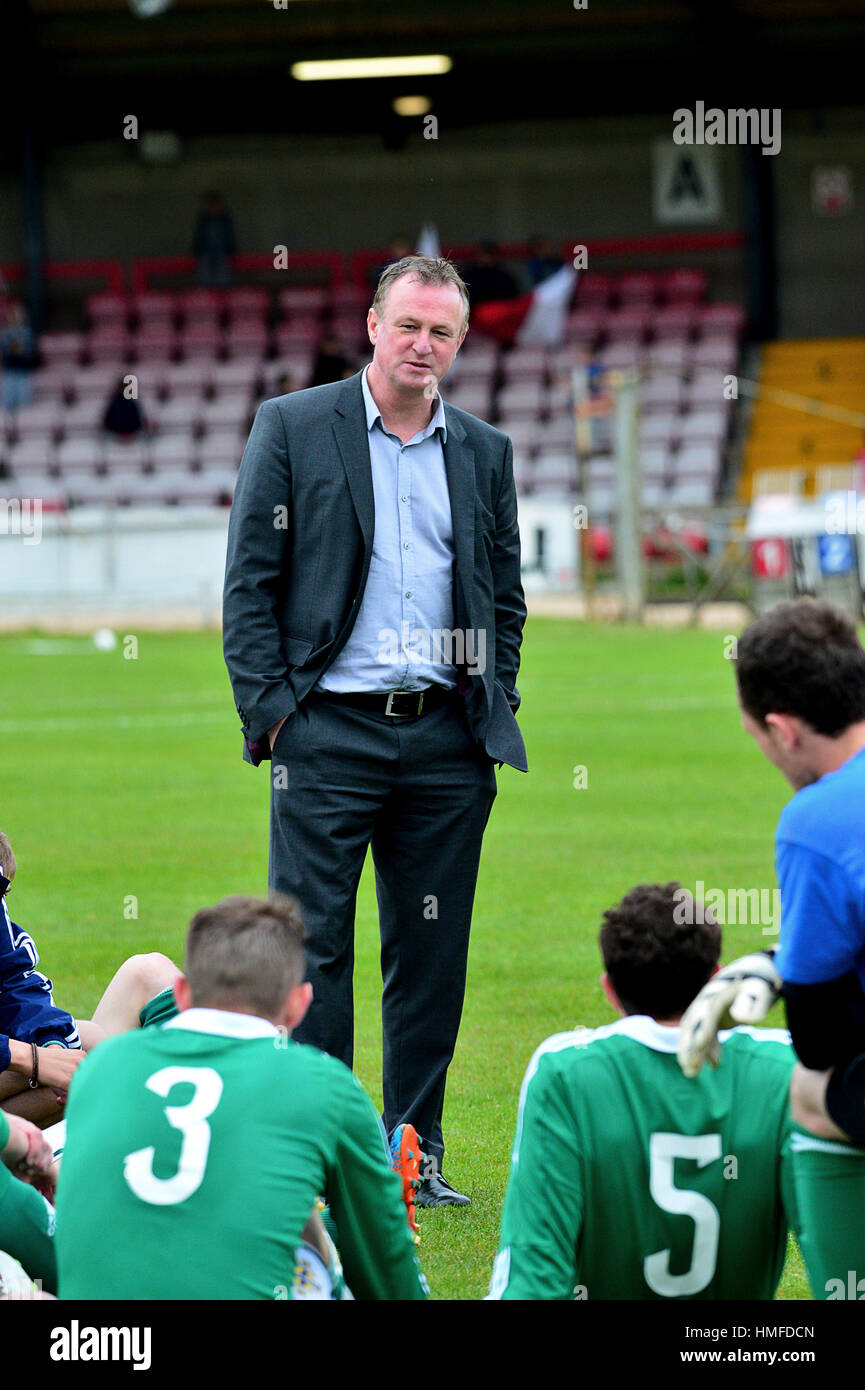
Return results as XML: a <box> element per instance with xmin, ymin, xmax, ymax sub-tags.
<box><xmin>563</xmin><ymin>695</ymin><xmax>730</xmax><ymax>713</ymax></box>
<box><xmin>642</xmin><ymin>695</ymin><xmax>731</xmax><ymax>710</ymax></box>
<box><xmin>24</xmin><ymin>641</ymin><xmax>103</xmax><ymax>655</ymax></box>
<box><xmin>0</xmin><ymin>708</ymin><xmax>232</xmax><ymax>736</ymax></box>
<box><xmin>0</xmin><ymin>689</ymin><xmax>227</xmax><ymax>714</ymax></box>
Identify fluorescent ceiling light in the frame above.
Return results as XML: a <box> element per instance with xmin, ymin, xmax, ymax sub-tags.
<box><xmin>291</xmin><ymin>55</ymin><xmax>452</xmax><ymax>81</ymax></box>
<box><xmin>392</xmin><ymin>95</ymin><xmax>432</xmax><ymax>117</ymax></box>
<box><xmin>128</xmin><ymin>0</ymin><xmax>173</xmax><ymax>14</ymax></box>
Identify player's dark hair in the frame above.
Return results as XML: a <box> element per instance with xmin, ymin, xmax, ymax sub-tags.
<box><xmin>184</xmin><ymin>894</ymin><xmax>307</xmax><ymax>1017</ymax></box>
<box><xmin>599</xmin><ymin>882</ymin><xmax>721</xmax><ymax>1020</ymax></box>
<box><xmin>735</xmin><ymin>597</ymin><xmax>865</xmax><ymax>736</ymax></box>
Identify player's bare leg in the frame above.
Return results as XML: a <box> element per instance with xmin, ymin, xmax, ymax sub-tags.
<box><xmin>0</xmin><ymin>1044</ymin><xmax>86</xmax><ymax>1127</ymax></box>
<box><xmin>84</xmin><ymin>952</ymin><xmax>180</xmax><ymax>1043</ymax></box>
<box><xmin>0</xmin><ymin>1088</ymin><xmax>64</xmax><ymax>1128</ymax></box>
<box><xmin>0</xmin><ymin>1072</ymin><xmax>28</xmax><ymax>1105</ymax></box>
<box><xmin>299</xmin><ymin>1211</ymin><xmax>331</xmax><ymax>1263</ymax></box>
<box><xmin>790</xmin><ymin>1063</ymin><xmax>849</xmax><ymax>1142</ymax></box>
<box><xmin>2</xmin><ymin>953</ymin><xmax>179</xmax><ymax>1129</ymax></box>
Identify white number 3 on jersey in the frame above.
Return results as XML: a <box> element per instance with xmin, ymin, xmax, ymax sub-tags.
<box><xmin>123</xmin><ymin>1066</ymin><xmax>224</xmax><ymax>1206</ymax></box>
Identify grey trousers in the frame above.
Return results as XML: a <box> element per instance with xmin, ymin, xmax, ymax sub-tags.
<box><xmin>268</xmin><ymin>691</ymin><xmax>497</xmax><ymax>1165</ymax></box>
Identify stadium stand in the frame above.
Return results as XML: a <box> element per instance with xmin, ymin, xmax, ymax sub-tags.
<box><xmin>741</xmin><ymin>337</ymin><xmax>865</xmax><ymax>499</ymax></box>
<box><xmin>494</xmin><ymin>271</ymin><xmax>741</xmax><ymax>511</ymax></box>
<box><xmin>0</xmin><ymin>255</ymin><xmax>744</xmax><ymax>519</ymax></box>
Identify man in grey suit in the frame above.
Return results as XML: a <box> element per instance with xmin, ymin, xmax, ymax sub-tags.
<box><xmin>223</xmin><ymin>256</ymin><xmax>526</xmax><ymax>1204</ymax></box>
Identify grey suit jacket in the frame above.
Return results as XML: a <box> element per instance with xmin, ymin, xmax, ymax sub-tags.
<box><xmin>222</xmin><ymin>370</ymin><xmax>528</xmax><ymax>771</ymax></box>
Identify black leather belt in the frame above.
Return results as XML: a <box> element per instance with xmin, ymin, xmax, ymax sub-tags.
<box><xmin>314</xmin><ymin>686</ymin><xmax>458</xmax><ymax>717</ymax></box>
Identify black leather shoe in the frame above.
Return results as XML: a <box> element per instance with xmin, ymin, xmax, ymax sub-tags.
<box><xmin>415</xmin><ymin>1174</ymin><xmax>471</xmax><ymax>1207</ymax></box>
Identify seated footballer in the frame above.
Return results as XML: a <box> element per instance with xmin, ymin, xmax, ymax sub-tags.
<box><xmin>53</xmin><ymin>894</ymin><xmax>427</xmax><ymax>1301</ymax></box>
<box><xmin>490</xmin><ymin>882</ymin><xmax>798</xmax><ymax>1300</ymax></box>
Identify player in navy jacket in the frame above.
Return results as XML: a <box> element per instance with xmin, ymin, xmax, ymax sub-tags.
<box><xmin>0</xmin><ymin>831</ymin><xmax>178</xmax><ymax>1125</ymax></box>
<box><xmin>0</xmin><ymin>861</ymin><xmax>80</xmax><ymax>1072</ymax></box>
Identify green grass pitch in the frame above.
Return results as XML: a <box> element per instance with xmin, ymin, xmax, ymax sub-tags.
<box><xmin>0</xmin><ymin>618</ymin><xmax>809</xmax><ymax>1299</ymax></box>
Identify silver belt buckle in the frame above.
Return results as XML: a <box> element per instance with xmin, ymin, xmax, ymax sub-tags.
<box><xmin>384</xmin><ymin>690</ymin><xmax>423</xmax><ymax>716</ymax></box>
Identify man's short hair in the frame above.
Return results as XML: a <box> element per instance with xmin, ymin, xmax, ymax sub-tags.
<box><xmin>184</xmin><ymin>895</ymin><xmax>307</xmax><ymax>1018</ymax></box>
<box><xmin>0</xmin><ymin>830</ymin><xmax>16</xmax><ymax>883</ymax></box>
<box><xmin>372</xmin><ymin>255</ymin><xmax>470</xmax><ymax>336</ymax></box>
<box><xmin>599</xmin><ymin>882</ymin><xmax>721</xmax><ymax>1020</ymax></box>
<box><xmin>735</xmin><ymin>597</ymin><xmax>865</xmax><ymax>736</ymax></box>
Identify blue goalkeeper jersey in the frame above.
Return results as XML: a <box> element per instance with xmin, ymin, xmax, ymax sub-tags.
<box><xmin>0</xmin><ymin>890</ymin><xmax>80</xmax><ymax>1072</ymax></box>
<box><xmin>775</xmin><ymin>744</ymin><xmax>865</xmax><ymax>990</ymax></box>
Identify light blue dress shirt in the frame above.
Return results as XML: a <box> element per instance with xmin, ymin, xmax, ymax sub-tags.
<box><xmin>317</xmin><ymin>366</ymin><xmax>458</xmax><ymax>693</ymax></box>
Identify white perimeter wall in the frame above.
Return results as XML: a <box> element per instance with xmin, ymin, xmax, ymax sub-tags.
<box><xmin>0</xmin><ymin>497</ymin><xmax>578</xmax><ymax>627</ymax></box>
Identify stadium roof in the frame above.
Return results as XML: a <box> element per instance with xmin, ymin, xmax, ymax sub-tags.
<box><xmin>13</xmin><ymin>0</ymin><xmax>865</xmax><ymax>144</ymax></box>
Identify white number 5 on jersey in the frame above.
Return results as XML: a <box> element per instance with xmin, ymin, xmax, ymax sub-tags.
<box><xmin>644</xmin><ymin>1132</ymin><xmax>722</xmax><ymax>1297</ymax></box>
<box><xmin>123</xmin><ymin>1066</ymin><xmax>224</xmax><ymax>1206</ymax></box>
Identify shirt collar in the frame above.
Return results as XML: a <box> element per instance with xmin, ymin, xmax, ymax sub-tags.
<box><xmin>553</xmin><ymin>1015</ymin><xmax>684</xmax><ymax>1054</ymax></box>
<box><xmin>548</xmin><ymin>1015</ymin><xmax>685</xmax><ymax>1055</ymax></box>
<box><xmin>607</xmin><ymin>1015</ymin><xmax>682</xmax><ymax>1053</ymax></box>
<box><xmin>361</xmin><ymin>364</ymin><xmax>447</xmax><ymax>443</ymax></box>
<box><xmin>575</xmin><ymin>1014</ymin><xmax>780</xmax><ymax>1054</ymax></box>
<box><xmin>163</xmin><ymin>1007</ymin><xmax>281</xmax><ymax>1040</ymax></box>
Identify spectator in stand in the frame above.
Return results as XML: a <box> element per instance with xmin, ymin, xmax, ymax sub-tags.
<box><xmin>525</xmin><ymin>235</ymin><xmax>562</xmax><ymax>287</ymax></box>
<box><xmin>102</xmin><ymin>376</ymin><xmax>149</xmax><ymax>441</ymax></box>
<box><xmin>373</xmin><ymin>234</ymin><xmax>414</xmax><ymax>287</ymax></box>
<box><xmin>387</xmin><ymin>234</ymin><xmax>412</xmax><ymax>261</ymax></box>
<box><xmin>462</xmin><ymin>241</ymin><xmax>518</xmax><ymax>307</ymax></box>
<box><xmin>257</xmin><ymin>375</ymin><xmax>297</xmax><ymax>415</ymax></box>
<box><xmin>193</xmin><ymin>190</ymin><xmax>237</xmax><ymax>288</ymax></box>
<box><xmin>309</xmin><ymin>335</ymin><xmax>354</xmax><ymax>388</ymax></box>
<box><xmin>1</xmin><ymin>304</ymin><xmax>36</xmax><ymax>413</ymax></box>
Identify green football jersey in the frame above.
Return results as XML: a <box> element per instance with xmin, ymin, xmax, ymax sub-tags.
<box><xmin>0</xmin><ymin>1109</ymin><xmax>57</xmax><ymax>1294</ymax></box>
<box><xmin>490</xmin><ymin>1016</ymin><xmax>798</xmax><ymax>1300</ymax></box>
<box><xmin>54</xmin><ymin>1008</ymin><xmax>426</xmax><ymax>1300</ymax></box>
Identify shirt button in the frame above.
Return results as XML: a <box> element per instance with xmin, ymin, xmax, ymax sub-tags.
<box><xmin>404</xmin><ymin>542</ymin><xmax>411</xmax><ymax>549</ymax></box>
<box><xmin>401</xmin><ymin>495</ymin><xmax>408</xmax><ymax>502</ymax></box>
<box><xmin>405</xmin><ymin>591</ymin><xmax>412</xmax><ymax>598</ymax></box>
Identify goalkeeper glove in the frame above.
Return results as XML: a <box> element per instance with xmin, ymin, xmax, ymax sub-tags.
<box><xmin>677</xmin><ymin>949</ymin><xmax>783</xmax><ymax>1079</ymax></box>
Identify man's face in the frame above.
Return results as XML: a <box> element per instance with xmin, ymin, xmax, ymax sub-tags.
<box><xmin>367</xmin><ymin>275</ymin><xmax>465</xmax><ymax>399</ymax></box>
<box><xmin>740</xmin><ymin>706</ymin><xmax>820</xmax><ymax>791</ymax></box>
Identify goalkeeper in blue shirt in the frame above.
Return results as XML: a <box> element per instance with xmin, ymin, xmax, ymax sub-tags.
<box><xmin>678</xmin><ymin>597</ymin><xmax>865</xmax><ymax>1298</ymax></box>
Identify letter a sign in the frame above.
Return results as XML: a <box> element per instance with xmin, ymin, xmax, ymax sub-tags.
<box><xmin>652</xmin><ymin>141</ymin><xmax>722</xmax><ymax>225</ymax></box>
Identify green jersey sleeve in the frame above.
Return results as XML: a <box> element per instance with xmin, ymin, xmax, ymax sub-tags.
<box><xmin>325</xmin><ymin>1072</ymin><xmax>427</xmax><ymax>1301</ymax></box>
<box><xmin>0</xmin><ymin>1157</ymin><xmax>57</xmax><ymax>1294</ymax></box>
<box><xmin>492</xmin><ymin>1047</ymin><xmax>584</xmax><ymax>1300</ymax></box>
